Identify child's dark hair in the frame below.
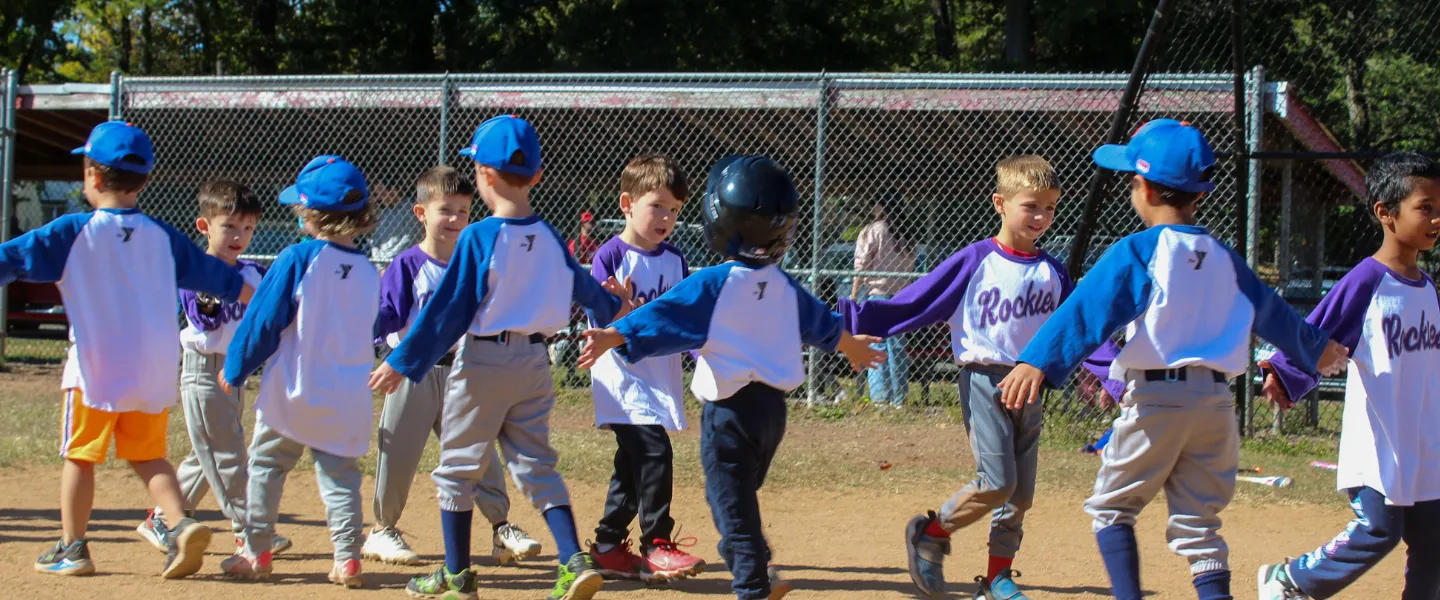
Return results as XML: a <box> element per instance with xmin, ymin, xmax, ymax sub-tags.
<box><xmin>197</xmin><ymin>179</ymin><xmax>263</xmax><ymax>219</ymax></box>
<box><xmin>416</xmin><ymin>165</ymin><xmax>476</xmax><ymax>204</ymax></box>
<box><xmin>293</xmin><ymin>191</ymin><xmax>378</xmax><ymax>238</ymax></box>
<box><xmin>83</xmin><ymin>157</ymin><xmax>149</xmax><ymax>194</ymax></box>
<box><xmin>1366</xmin><ymin>152</ymin><xmax>1440</xmax><ymax>223</ymax></box>
<box><xmin>1134</xmin><ymin>168</ymin><xmax>1213</xmax><ymax>208</ymax></box>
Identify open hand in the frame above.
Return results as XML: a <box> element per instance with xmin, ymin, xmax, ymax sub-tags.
<box><xmin>369</xmin><ymin>362</ymin><xmax>405</xmax><ymax>395</ymax></box>
<box><xmin>603</xmin><ymin>275</ymin><xmax>638</xmax><ymax>320</ymax></box>
<box><xmin>1316</xmin><ymin>340</ymin><xmax>1350</xmax><ymax>377</ymax></box>
<box><xmin>998</xmin><ymin>364</ymin><xmax>1047</xmax><ymax>410</ymax></box>
<box><xmin>579</xmin><ymin>327</ymin><xmax>626</xmax><ymax>369</ymax></box>
<box><xmin>835</xmin><ymin>332</ymin><xmax>886</xmax><ymax>372</ymax></box>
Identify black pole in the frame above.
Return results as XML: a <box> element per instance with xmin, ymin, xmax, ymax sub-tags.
<box><xmin>1066</xmin><ymin>0</ymin><xmax>1176</xmax><ymax>276</ymax></box>
<box><xmin>1230</xmin><ymin>0</ymin><xmax>1248</xmax><ymax>255</ymax></box>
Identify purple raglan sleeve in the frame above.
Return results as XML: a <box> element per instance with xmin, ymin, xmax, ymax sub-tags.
<box><xmin>179</xmin><ymin>289</ymin><xmax>222</xmax><ymax>331</ymax></box>
<box><xmin>590</xmin><ymin>238</ymin><xmax>623</xmax><ymax>283</ymax></box>
<box><xmin>839</xmin><ymin>245</ymin><xmax>980</xmax><ymax>338</ymax></box>
<box><xmin>374</xmin><ymin>250</ymin><xmax>421</xmax><ymax>343</ymax></box>
<box><xmin>1263</xmin><ymin>261</ymin><xmax>1382</xmax><ymax>400</ymax></box>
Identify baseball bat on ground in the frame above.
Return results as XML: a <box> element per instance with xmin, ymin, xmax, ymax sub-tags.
<box><xmin>1311</xmin><ymin>461</ymin><xmax>1338</xmax><ymax>470</ymax></box>
<box><xmin>1239</xmin><ymin>475</ymin><xmax>1293</xmax><ymax>488</ymax></box>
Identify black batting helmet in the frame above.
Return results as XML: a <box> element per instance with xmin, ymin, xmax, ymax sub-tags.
<box><xmin>700</xmin><ymin>155</ymin><xmax>799</xmax><ymax>265</ymax></box>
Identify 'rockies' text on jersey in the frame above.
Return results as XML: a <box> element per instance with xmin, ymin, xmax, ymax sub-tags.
<box><xmin>1267</xmin><ymin>258</ymin><xmax>1440</xmax><ymax>506</ymax></box>
<box><xmin>180</xmin><ymin>260</ymin><xmax>266</xmax><ymax>355</ymax></box>
<box><xmin>841</xmin><ymin>238</ymin><xmax>1072</xmax><ymax>367</ymax></box>
<box><xmin>223</xmin><ymin>240</ymin><xmax>380</xmax><ymax>458</ymax></box>
<box><xmin>609</xmin><ymin>261</ymin><xmax>843</xmax><ymax>402</ymax></box>
<box><xmin>588</xmin><ymin>237</ymin><xmax>689</xmax><ymax>430</ymax></box>
<box><xmin>0</xmin><ymin>208</ymin><xmax>245</xmax><ymax>413</ymax></box>
<box><xmin>374</xmin><ymin>244</ymin><xmax>449</xmax><ymax>349</ymax></box>
<box><xmin>1018</xmin><ymin>224</ymin><xmax>1329</xmax><ymax>386</ymax></box>
<box><xmin>386</xmin><ymin>215</ymin><xmax>622</xmax><ymax>382</ymax></box>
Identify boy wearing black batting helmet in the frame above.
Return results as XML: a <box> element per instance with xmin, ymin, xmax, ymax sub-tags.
<box><xmin>580</xmin><ymin>155</ymin><xmax>886</xmax><ymax>600</ymax></box>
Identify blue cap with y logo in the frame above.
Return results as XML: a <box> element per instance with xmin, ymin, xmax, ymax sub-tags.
<box><xmin>73</xmin><ymin>121</ymin><xmax>155</xmax><ymax>174</ymax></box>
<box><xmin>459</xmin><ymin>115</ymin><xmax>543</xmax><ymax>178</ymax></box>
<box><xmin>279</xmin><ymin>155</ymin><xmax>370</xmax><ymax>212</ymax></box>
<box><xmin>1093</xmin><ymin>119</ymin><xmax>1216</xmax><ymax>193</ymax></box>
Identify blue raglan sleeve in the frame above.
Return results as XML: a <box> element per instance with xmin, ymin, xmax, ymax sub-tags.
<box><xmin>786</xmin><ymin>274</ymin><xmax>843</xmax><ymax>352</ymax></box>
<box><xmin>612</xmin><ymin>266</ymin><xmax>727</xmax><ymax>362</ymax></box>
<box><xmin>1017</xmin><ymin>233</ymin><xmax>1156</xmax><ymax>388</ymax></box>
<box><xmin>1226</xmin><ymin>247</ymin><xmax>1331</xmax><ymax>376</ymax></box>
<box><xmin>386</xmin><ymin>224</ymin><xmax>491</xmax><ymax>381</ymax></box>
<box><xmin>223</xmin><ymin>246</ymin><xmax>308</xmax><ymax>386</ymax></box>
<box><xmin>0</xmin><ymin>213</ymin><xmax>90</xmax><ymax>285</ymax></box>
<box><xmin>158</xmin><ymin>218</ymin><xmax>245</xmax><ymax>302</ymax></box>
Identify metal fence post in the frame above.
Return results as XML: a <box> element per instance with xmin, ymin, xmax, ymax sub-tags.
<box><xmin>110</xmin><ymin>71</ymin><xmax>122</xmax><ymax>120</ymax></box>
<box><xmin>1243</xmin><ymin>65</ymin><xmax>1265</xmax><ymax>436</ymax></box>
<box><xmin>0</xmin><ymin>68</ymin><xmax>16</xmax><ymax>363</ymax></box>
<box><xmin>438</xmin><ymin>73</ymin><xmax>452</xmax><ymax>166</ymax></box>
<box><xmin>807</xmin><ymin>73</ymin><xmax>830</xmax><ymax>406</ymax></box>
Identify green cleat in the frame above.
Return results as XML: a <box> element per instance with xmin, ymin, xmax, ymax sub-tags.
<box><xmin>406</xmin><ymin>565</ymin><xmax>478</xmax><ymax>600</ymax></box>
<box><xmin>548</xmin><ymin>552</ymin><xmax>604</xmax><ymax>600</ymax></box>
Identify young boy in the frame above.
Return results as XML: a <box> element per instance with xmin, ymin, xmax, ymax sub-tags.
<box><xmin>0</xmin><ymin>122</ymin><xmax>251</xmax><ymax>578</ymax></box>
<box><xmin>219</xmin><ymin>155</ymin><xmax>380</xmax><ymax>588</ymax></box>
<box><xmin>580</xmin><ymin>155</ymin><xmax>886</xmax><ymax>600</ymax></box>
<box><xmin>366</xmin><ymin>165</ymin><xmax>541</xmax><ymax>566</ymax></box>
<box><xmin>841</xmin><ymin>155</ymin><xmax>1076</xmax><ymax>600</ymax></box>
<box><xmin>996</xmin><ymin>119</ymin><xmax>1349</xmax><ymax>600</ymax></box>
<box><xmin>369</xmin><ymin>115</ymin><xmax>632</xmax><ymax>600</ymax></box>
<box><xmin>1256</xmin><ymin>152</ymin><xmax>1440</xmax><ymax>599</ymax></box>
<box><xmin>135</xmin><ymin>180</ymin><xmax>293</xmax><ymax>556</ymax></box>
<box><xmin>585</xmin><ymin>154</ymin><xmax>706</xmax><ymax>583</ymax></box>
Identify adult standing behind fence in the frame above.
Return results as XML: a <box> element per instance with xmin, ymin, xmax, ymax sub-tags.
<box><xmin>852</xmin><ymin>190</ymin><xmax>915</xmax><ymax>407</ymax></box>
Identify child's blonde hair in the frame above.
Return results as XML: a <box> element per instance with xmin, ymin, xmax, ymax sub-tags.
<box><xmin>293</xmin><ymin>191</ymin><xmax>377</xmax><ymax>238</ymax></box>
<box><xmin>996</xmin><ymin>155</ymin><xmax>1059</xmax><ymax>197</ymax></box>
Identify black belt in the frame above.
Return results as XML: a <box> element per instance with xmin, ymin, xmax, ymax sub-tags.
<box><xmin>1142</xmin><ymin>368</ymin><xmax>1226</xmax><ymax>383</ymax></box>
<box><xmin>436</xmin><ymin>351</ymin><xmax>457</xmax><ymax>367</ymax></box>
<box><xmin>473</xmin><ymin>332</ymin><xmax>547</xmax><ymax>344</ymax></box>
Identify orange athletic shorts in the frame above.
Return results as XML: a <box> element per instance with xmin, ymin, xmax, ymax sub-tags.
<box><xmin>59</xmin><ymin>388</ymin><xmax>168</xmax><ymax>463</ymax></box>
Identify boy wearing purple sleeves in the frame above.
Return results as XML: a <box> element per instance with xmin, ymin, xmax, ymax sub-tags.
<box><xmin>1256</xmin><ymin>152</ymin><xmax>1440</xmax><ymax>599</ymax></box>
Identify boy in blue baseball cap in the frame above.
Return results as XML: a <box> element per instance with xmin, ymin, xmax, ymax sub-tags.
<box><xmin>370</xmin><ymin>115</ymin><xmax>633</xmax><ymax>600</ymax></box>
<box><xmin>218</xmin><ymin>155</ymin><xmax>380</xmax><ymax>588</ymax></box>
<box><xmin>0</xmin><ymin>121</ymin><xmax>255</xmax><ymax>579</ymax></box>
<box><xmin>996</xmin><ymin>119</ymin><xmax>1348</xmax><ymax>600</ymax></box>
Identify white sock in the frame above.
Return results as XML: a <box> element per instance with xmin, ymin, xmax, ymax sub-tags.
<box><xmin>596</xmin><ymin>542</ymin><xmax>617</xmax><ymax>554</ymax></box>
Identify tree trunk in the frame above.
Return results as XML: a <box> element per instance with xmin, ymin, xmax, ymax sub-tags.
<box><xmin>930</xmin><ymin>0</ymin><xmax>955</xmax><ymax>60</ymax></box>
<box><xmin>1343</xmin><ymin>56</ymin><xmax>1370</xmax><ymax>150</ymax></box>
<box><xmin>117</xmin><ymin>7</ymin><xmax>133</xmax><ymax>74</ymax></box>
<box><xmin>1004</xmin><ymin>0</ymin><xmax>1034</xmax><ymax>65</ymax></box>
<box><xmin>139</xmin><ymin>5</ymin><xmax>154</xmax><ymax>74</ymax></box>
<box><xmin>250</xmin><ymin>0</ymin><xmax>280</xmax><ymax>74</ymax></box>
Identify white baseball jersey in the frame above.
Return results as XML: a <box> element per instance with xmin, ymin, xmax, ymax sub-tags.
<box><xmin>180</xmin><ymin>260</ymin><xmax>267</xmax><ymax>355</ymax></box>
<box><xmin>223</xmin><ymin>240</ymin><xmax>380</xmax><ymax>458</ymax></box>
<box><xmin>0</xmin><ymin>208</ymin><xmax>245</xmax><ymax>413</ymax></box>
<box><xmin>1267</xmin><ymin>258</ymin><xmax>1440</xmax><ymax>506</ymax></box>
<box><xmin>588</xmin><ymin>237</ymin><xmax>689</xmax><ymax>430</ymax></box>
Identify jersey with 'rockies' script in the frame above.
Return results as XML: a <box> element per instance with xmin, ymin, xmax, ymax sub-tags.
<box><xmin>610</xmin><ymin>261</ymin><xmax>842</xmax><ymax>402</ymax></box>
<box><xmin>386</xmin><ymin>215</ymin><xmax>623</xmax><ymax>382</ymax></box>
<box><xmin>0</xmin><ymin>208</ymin><xmax>245</xmax><ymax>413</ymax></box>
<box><xmin>589</xmin><ymin>237</ymin><xmax>689</xmax><ymax>430</ymax></box>
<box><xmin>223</xmin><ymin>240</ymin><xmax>380</xmax><ymax>458</ymax></box>
<box><xmin>180</xmin><ymin>260</ymin><xmax>266</xmax><ymax>355</ymax></box>
<box><xmin>374</xmin><ymin>244</ymin><xmax>449</xmax><ymax>349</ymax></box>
<box><xmin>840</xmin><ymin>238</ymin><xmax>1072</xmax><ymax>367</ymax></box>
<box><xmin>1266</xmin><ymin>258</ymin><xmax>1440</xmax><ymax>506</ymax></box>
<box><xmin>1018</xmin><ymin>224</ymin><xmax>1329</xmax><ymax>387</ymax></box>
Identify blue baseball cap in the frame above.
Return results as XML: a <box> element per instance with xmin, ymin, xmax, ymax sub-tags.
<box><xmin>459</xmin><ymin>115</ymin><xmax>542</xmax><ymax>178</ymax></box>
<box><xmin>278</xmin><ymin>155</ymin><xmax>370</xmax><ymax>212</ymax></box>
<box><xmin>72</xmin><ymin>121</ymin><xmax>155</xmax><ymax>174</ymax></box>
<box><xmin>1093</xmin><ymin>119</ymin><xmax>1216</xmax><ymax>193</ymax></box>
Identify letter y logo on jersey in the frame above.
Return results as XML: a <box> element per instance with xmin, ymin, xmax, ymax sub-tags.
<box><xmin>337</xmin><ymin>264</ymin><xmax>353</xmax><ymax>279</ymax></box>
<box><xmin>119</xmin><ymin>227</ymin><xmax>135</xmax><ymax>242</ymax></box>
<box><xmin>754</xmin><ymin>282</ymin><xmax>768</xmax><ymax>300</ymax></box>
<box><xmin>523</xmin><ymin>235</ymin><xmax>536</xmax><ymax>252</ymax></box>
<box><xmin>1188</xmin><ymin>251</ymin><xmax>1208</xmax><ymax>270</ymax></box>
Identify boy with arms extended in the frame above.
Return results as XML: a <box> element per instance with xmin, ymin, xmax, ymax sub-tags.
<box><xmin>842</xmin><ymin>155</ymin><xmax>1083</xmax><ymax>600</ymax></box>
<box><xmin>135</xmin><ymin>180</ymin><xmax>294</xmax><ymax>556</ymax></box>
<box><xmin>366</xmin><ymin>165</ymin><xmax>540</xmax><ymax>566</ymax></box>
<box><xmin>0</xmin><ymin>122</ymin><xmax>252</xmax><ymax>578</ymax></box>
<box><xmin>585</xmin><ymin>154</ymin><xmax>706</xmax><ymax>583</ymax></box>
<box><xmin>580</xmin><ymin>155</ymin><xmax>886</xmax><ymax>600</ymax></box>
<box><xmin>997</xmin><ymin>120</ymin><xmax>1348</xmax><ymax>600</ymax></box>
<box><xmin>1256</xmin><ymin>152</ymin><xmax>1440</xmax><ymax>600</ymax></box>
<box><xmin>369</xmin><ymin>115</ymin><xmax>632</xmax><ymax>600</ymax></box>
<box><xmin>219</xmin><ymin>155</ymin><xmax>380</xmax><ymax>588</ymax></box>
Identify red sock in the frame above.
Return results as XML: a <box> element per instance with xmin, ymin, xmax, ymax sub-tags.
<box><xmin>923</xmin><ymin>519</ymin><xmax>951</xmax><ymax>538</ymax></box>
<box><xmin>987</xmin><ymin>556</ymin><xmax>1013</xmax><ymax>580</ymax></box>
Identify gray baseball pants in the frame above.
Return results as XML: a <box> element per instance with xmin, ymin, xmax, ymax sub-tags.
<box><xmin>1085</xmin><ymin>368</ymin><xmax>1239</xmax><ymax>575</ymax></box>
<box><xmin>374</xmin><ymin>362</ymin><xmax>511</xmax><ymax>528</ymax></box>
<box><xmin>433</xmin><ymin>334</ymin><xmax>570</xmax><ymax>514</ymax></box>
<box><xmin>244</xmin><ymin>418</ymin><xmax>365</xmax><ymax>561</ymax></box>
<box><xmin>936</xmin><ymin>365</ymin><xmax>1043</xmax><ymax>559</ymax></box>
<box><xmin>175</xmin><ymin>349</ymin><xmax>249</xmax><ymax>534</ymax></box>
